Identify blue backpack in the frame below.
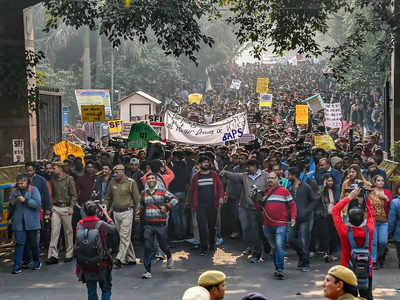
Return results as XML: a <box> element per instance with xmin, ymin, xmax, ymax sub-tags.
<box><xmin>348</xmin><ymin>225</ymin><xmax>370</xmax><ymax>290</ymax></box>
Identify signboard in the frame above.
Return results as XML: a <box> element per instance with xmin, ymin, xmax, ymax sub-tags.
<box><xmin>53</xmin><ymin>141</ymin><xmax>85</xmax><ymax>162</ymax></box>
<box><xmin>314</xmin><ymin>135</ymin><xmax>336</xmax><ymax>150</ymax></box>
<box><xmin>108</xmin><ymin>120</ymin><xmax>123</xmax><ymax>137</ymax></box>
<box><xmin>75</xmin><ymin>89</ymin><xmax>111</xmax><ymax>116</ymax></box>
<box><xmin>324</xmin><ymin>103</ymin><xmax>342</xmax><ymax>128</ymax></box>
<box><xmin>378</xmin><ymin>159</ymin><xmax>399</xmax><ymax>178</ymax></box>
<box><xmin>295</xmin><ymin>105</ymin><xmax>309</xmax><ymax>125</ymax></box>
<box><xmin>81</xmin><ymin>105</ymin><xmax>106</xmax><ymax>122</ymax></box>
<box><xmin>128</xmin><ymin>122</ymin><xmax>161</xmax><ymax>148</ymax></box>
<box><xmin>188</xmin><ymin>93</ymin><xmax>203</xmax><ymax>105</ymax></box>
<box><xmin>259</xmin><ymin>94</ymin><xmax>273</xmax><ymax>108</ymax></box>
<box><xmin>121</xmin><ymin>122</ymin><xmax>134</xmax><ymax>138</ymax></box>
<box><xmin>230</xmin><ymin>79</ymin><xmax>241</xmax><ymax>90</ymax></box>
<box><xmin>12</xmin><ymin>139</ymin><xmax>24</xmax><ymax>163</ymax></box>
<box><xmin>248</xmin><ymin>112</ymin><xmax>261</xmax><ymax>124</ymax></box>
<box><xmin>62</xmin><ymin>106</ymin><xmax>69</xmax><ymax>127</ymax></box>
<box><xmin>305</xmin><ymin>93</ymin><xmax>325</xmax><ymax>112</ymax></box>
<box><xmin>146</xmin><ymin>114</ymin><xmax>164</xmax><ymax>127</ymax></box>
<box><xmin>256</xmin><ymin>78</ymin><xmax>269</xmax><ymax>94</ymax></box>
<box><xmin>165</xmin><ymin>110</ymin><xmax>249</xmax><ymax>145</ymax></box>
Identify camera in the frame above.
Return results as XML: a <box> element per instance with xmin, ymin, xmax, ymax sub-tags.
<box><xmin>109</xmin><ymin>137</ymin><xmax>128</xmax><ymax>149</ymax></box>
<box><xmin>349</xmin><ymin>179</ymin><xmax>367</xmax><ymax>191</ymax></box>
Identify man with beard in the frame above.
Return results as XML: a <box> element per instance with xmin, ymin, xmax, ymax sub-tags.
<box><xmin>191</xmin><ymin>156</ymin><xmax>224</xmax><ymax>255</ymax></box>
<box><xmin>140</xmin><ymin>173</ymin><xmax>178</xmax><ymax>279</ymax></box>
<box><xmin>362</xmin><ymin>160</ymin><xmax>387</xmax><ymax>186</ymax></box>
<box><xmin>126</xmin><ymin>158</ymin><xmax>144</xmax><ymax>192</ymax></box>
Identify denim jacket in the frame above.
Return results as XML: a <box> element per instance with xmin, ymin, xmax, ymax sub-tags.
<box><xmin>388</xmin><ymin>196</ymin><xmax>400</xmax><ymax>242</ymax></box>
<box><xmin>8</xmin><ymin>185</ymin><xmax>41</xmax><ymax>231</ymax></box>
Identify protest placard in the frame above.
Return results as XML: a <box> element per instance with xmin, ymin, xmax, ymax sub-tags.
<box><xmin>259</xmin><ymin>94</ymin><xmax>273</xmax><ymax>108</ymax></box>
<box><xmin>165</xmin><ymin>110</ymin><xmax>249</xmax><ymax>145</ymax></box>
<box><xmin>108</xmin><ymin>120</ymin><xmax>123</xmax><ymax>137</ymax></box>
<box><xmin>324</xmin><ymin>103</ymin><xmax>342</xmax><ymax>128</ymax></box>
<box><xmin>81</xmin><ymin>105</ymin><xmax>106</xmax><ymax>122</ymax></box>
<box><xmin>295</xmin><ymin>105</ymin><xmax>309</xmax><ymax>125</ymax></box>
<box><xmin>54</xmin><ymin>141</ymin><xmax>85</xmax><ymax>163</ymax></box>
<box><xmin>314</xmin><ymin>135</ymin><xmax>336</xmax><ymax>150</ymax></box>
<box><xmin>305</xmin><ymin>94</ymin><xmax>325</xmax><ymax>112</ymax></box>
<box><xmin>230</xmin><ymin>79</ymin><xmax>241</xmax><ymax>90</ymax></box>
<box><xmin>188</xmin><ymin>93</ymin><xmax>203</xmax><ymax>105</ymax></box>
<box><xmin>128</xmin><ymin>122</ymin><xmax>161</xmax><ymax>148</ymax></box>
<box><xmin>378</xmin><ymin>159</ymin><xmax>399</xmax><ymax>178</ymax></box>
<box><xmin>256</xmin><ymin>78</ymin><xmax>269</xmax><ymax>94</ymax></box>
<box><xmin>75</xmin><ymin>89</ymin><xmax>111</xmax><ymax>116</ymax></box>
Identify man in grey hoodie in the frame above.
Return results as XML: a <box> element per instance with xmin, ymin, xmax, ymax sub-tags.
<box><xmin>221</xmin><ymin>159</ymin><xmax>268</xmax><ymax>262</ymax></box>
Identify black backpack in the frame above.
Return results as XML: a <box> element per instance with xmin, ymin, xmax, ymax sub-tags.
<box><xmin>74</xmin><ymin>222</ymin><xmax>106</xmax><ymax>266</ymax></box>
<box><xmin>348</xmin><ymin>225</ymin><xmax>370</xmax><ymax>290</ymax></box>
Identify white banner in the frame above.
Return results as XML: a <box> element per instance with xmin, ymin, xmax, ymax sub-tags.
<box><xmin>230</xmin><ymin>79</ymin><xmax>241</xmax><ymax>90</ymax></box>
<box><xmin>324</xmin><ymin>103</ymin><xmax>342</xmax><ymax>128</ymax></box>
<box><xmin>165</xmin><ymin>110</ymin><xmax>249</xmax><ymax>145</ymax></box>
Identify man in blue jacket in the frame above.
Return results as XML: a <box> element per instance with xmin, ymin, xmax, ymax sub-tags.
<box><xmin>315</xmin><ymin>158</ymin><xmax>342</xmax><ymax>202</ymax></box>
<box><xmin>9</xmin><ymin>174</ymin><xmax>42</xmax><ymax>274</ymax></box>
<box><xmin>388</xmin><ymin>194</ymin><xmax>400</xmax><ymax>268</ymax></box>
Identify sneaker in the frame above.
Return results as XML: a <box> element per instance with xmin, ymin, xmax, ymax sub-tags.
<box><xmin>142</xmin><ymin>272</ymin><xmax>152</xmax><ymax>279</ymax></box>
<box><xmin>323</xmin><ymin>254</ymin><xmax>330</xmax><ymax>263</ymax></box>
<box><xmin>216</xmin><ymin>238</ymin><xmax>224</xmax><ymax>246</ymax></box>
<box><xmin>21</xmin><ymin>262</ymin><xmax>31</xmax><ymax>269</ymax></box>
<box><xmin>46</xmin><ymin>257</ymin><xmax>58</xmax><ymax>265</ymax></box>
<box><xmin>32</xmin><ymin>262</ymin><xmax>42</xmax><ymax>270</ymax></box>
<box><xmin>302</xmin><ymin>266</ymin><xmax>310</xmax><ymax>272</ymax></box>
<box><xmin>127</xmin><ymin>260</ymin><xmax>137</xmax><ymax>265</ymax></box>
<box><xmin>242</xmin><ymin>248</ymin><xmax>252</xmax><ymax>255</ymax></box>
<box><xmin>249</xmin><ymin>257</ymin><xmax>261</xmax><ymax>264</ymax></box>
<box><xmin>167</xmin><ymin>257</ymin><xmax>174</xmax><ymax>269</ymax></box>
<box><xmin>113</xmin><ymin>259</ymin><xmax>122</xmax><ymax>269</ymax></box>
<box><xmin>64</xmin><ymin>257</ymin><xmax>73</xmax><ymax>263</ymax></box>
<box><xmin>185</xmin><ymin>238</ymin><xmax>200</xmax><ymax>245</ymax></box>
<box><xmin>274</xmin><ymin>270</ymin><xmax>285</xmax><ymax>280</ymax></box>
<box><xmin>230</xmin><ymin>232</ymin><xmax>240</xmax><ymax>239</ymax></box>
<box><xmin>12</xmin><ymin>268</ymin><xmax>22</xmax><ymax>274</ymax></box>
<box><xmin>199</xmin><ymin>250</ymin><xmax>208</xmax><ymax>256</ymax></box>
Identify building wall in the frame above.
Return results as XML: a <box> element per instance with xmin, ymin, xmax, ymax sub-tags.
<box><xmin>119</xmin><ymin>95</ymin><xmax>157</xmax><ymax>123</ymax></box>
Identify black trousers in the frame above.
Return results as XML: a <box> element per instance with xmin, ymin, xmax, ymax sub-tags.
<box><xmin>316</xmin><ymin>215</ymin><xmax>338</xmax><ymax>254</ymax></box>
<box><xmin>197</xmin><ymin>206</ymin><xmax>217</xmax><ymax>251</ymax></box>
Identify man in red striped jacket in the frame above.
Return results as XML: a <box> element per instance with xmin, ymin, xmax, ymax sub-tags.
<box><xmin>255</xmin><ymin>171</ymin><xmax>296</xmax><ymax>280</ymax></box>
<box><xmin>140</xmin><ymin>173</ymin><xmax>178</xmax><ymax>279</ymax></box>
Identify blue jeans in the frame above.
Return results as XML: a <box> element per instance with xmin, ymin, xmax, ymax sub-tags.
<box><xmin>372</xmin><ymin>221</ymin><xmax>388</xmax><ymax>263</ymax></box>
<box><xmin>288</xmin><ymin>218</ymin><xmax>313</xmax><ymax>267</ymax></box>
<box><xmin>14</xmin><ymin>230</ymin><xmax>40</xmax><ymax>270</ymax></box>
<box><xmin>170</xmin><ymin>192</ymin><xmax>186</xmax><ymax>240</ymax></box>
<box><xmin>263</xmin><ymin>225</ymin><xmax>287</xmax><ymax>271</ymax></box>
<box><xmin>143</xmin><ymin>225</ymin><xmax>171</xmax><ymax>272</ymax></box>
<box><xmin>86</xmin><ymin>269</ymin><xmax>112</xmax><ymax>300</ymax></box>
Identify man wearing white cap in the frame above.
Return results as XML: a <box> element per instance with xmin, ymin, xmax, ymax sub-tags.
<box><xmin>182</xmin><ymin>286</ymin><xmax>210</xmax><ymax>300</ymax></box>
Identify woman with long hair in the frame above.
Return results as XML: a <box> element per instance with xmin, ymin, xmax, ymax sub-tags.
<box><xmin>369</xmin><ymin>174</ymin><xmax>392</xmax><ymax>269</ymax></box>
<box><xmin>340</xmin><ymin>164</ymin><xmax>371</xmax><ymax>199</ymax></box>
<box><xmin>316</xmin><ymin>173</ymin><xmax>339</xmax><ymax>262</ymax></box>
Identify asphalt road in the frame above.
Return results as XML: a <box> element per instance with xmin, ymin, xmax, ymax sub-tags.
<box><xmin>0</xmin><ymin>240</ymin><xmax>399</xmax><ymax>300</ymax></box>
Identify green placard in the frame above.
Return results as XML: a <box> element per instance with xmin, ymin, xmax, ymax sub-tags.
<box><xmin>128</xmin><ymin>122</ymin><xmax>161</xmax><ymax>148</ymax></box>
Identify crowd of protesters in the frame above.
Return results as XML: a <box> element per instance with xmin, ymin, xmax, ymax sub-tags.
<box><xmin>2</xmin><ymin>59</ymin><xmax>399</xmax><ymax>300</ymax></box>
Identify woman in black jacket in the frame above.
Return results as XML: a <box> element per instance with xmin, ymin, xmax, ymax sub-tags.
<box><xmin>315</xmin><ymin>173</ymin><xmax>339</xmax><ymax>262</ymax></box>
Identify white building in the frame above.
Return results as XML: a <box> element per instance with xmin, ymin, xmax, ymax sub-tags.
<box><xmin>118</xmin><ymin>91</ymin><xmax>161</xmax><ymax>123</ymax></box>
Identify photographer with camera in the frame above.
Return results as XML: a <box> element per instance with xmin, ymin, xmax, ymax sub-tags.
<box><xmin>75</xmin><ymin>201</ymin><xmax>116</xmax><ymax>300</ymax></box>
<box><xmin>332</xmin><ymin>187</ymin><xmax>375</xmax><ymax>300</ymax></box>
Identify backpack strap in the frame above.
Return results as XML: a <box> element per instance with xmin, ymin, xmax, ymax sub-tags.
<box><xmin>347</xmin><ymin>226</ymin><xmax>357</xmax><ymax>249</ymax></box>
<box><xmin>362</xmin><ymin>225</ymin><xmax>369</xmax><ymax>249</ymax></box>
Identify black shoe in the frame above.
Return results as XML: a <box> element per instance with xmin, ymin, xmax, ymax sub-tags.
<box><xmin>242</xmin><ymin>248</ymin><xmax>251</xmax><ymax>255</ymax></box>
<box><xmin>46</xmin><ymin>257</ymin><xmax>58</xmax><ymax>265</ymax></box>
<box><xmin>11</xmin><ymin>268</ymin><xmax>22</xmax><ymax>274</ymax></box>
<box><xmin>274</xmin><ymin>270</ymin><xmax>285</xmax><ymax>280</ymax></box>
<box><xmin>113</xmin><ymin>259</ymin><xmax>122</xmax><ymax>269</ymax></box>
<box><xmin>199</xmin><ymin>250</ymin><xmax>208</xmax><ymax>256</ymax></box>
<box><xmin>64</xmin><ymin>257</ymin><xmax>73</xmax><ymax>263</ymax></box>
<box><xmin>209</xmin><ymin>247</ymin><xmax>216</xmax><ymax>254</ymax></box>
<box><xmin>21</xmin><ymin>262</ymin><xmax>31</xmax><ymax>269</ymax></box>
<box><xmin>127</xmin><ymin>260</ymin><xmax>137</xmax><ymax>265</ymax></box>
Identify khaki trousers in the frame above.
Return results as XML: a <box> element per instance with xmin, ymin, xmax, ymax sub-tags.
<box><xmin>114</xmin><ymin>209</ymin><xmax>136</xmax><ymax>263</ymax></box>
<box><xmin>48</xmin><ymin>206</ymin><xmax>73</xmax><ymax>259</ymax></box>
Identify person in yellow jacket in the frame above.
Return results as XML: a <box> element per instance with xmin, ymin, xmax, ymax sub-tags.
<box><xmin>323</xmin><ymin>265</ymin><xmax>365</xmax><ymax>300</ymax></box>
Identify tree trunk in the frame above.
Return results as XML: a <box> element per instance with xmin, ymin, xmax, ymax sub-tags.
<box><xmin>82</xmin><ymin>27</ymin><xmax>91</xmax><ymax>89</ymax></box>
<box><xmin>95</xmin><ymin>31</ymin><xmax>103</xmax><ymax>88</ymax></box>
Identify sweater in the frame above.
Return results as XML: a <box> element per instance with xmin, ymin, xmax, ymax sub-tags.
<box><xmin>332</xmin><ymin>197</ymin><xmax>375</xmax><ymax>275</ymax></box>
<box><xmin>141</xmin><ymin>187</ymin><xmax>178</xmax><ymax>225</ymax></box>
<box><xmin>255</xmin><ymin>185</ymin><xmax>296</xmax><ymax>226</ymax></box>
<box><xmin>191</xmin><ymin>170</ymin><xmax>224</xmax><ymax>211</ymax></box>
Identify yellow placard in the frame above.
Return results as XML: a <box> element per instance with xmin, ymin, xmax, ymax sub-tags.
<box><xmin>295</xmin><ymin>105</ymin><xmax>309</xmax><ymax>125</ymax></box>
<box><xmin>54</xmin><ymin>141</ymin><xmax>85</xmax><ymax>163</ymax></box>
<box><xmin>259</xmin><ymin>94</ymin><xmax>273</xmax><ymax>107</ymax></box>
<box><xmin>314</xmin><ymin>135</ymin><xmax>336</xmax><ymax>150</ymax></box>
<box><xmin>81</xmin><ymin>105</ymin><xmax>106</xmax><ymax>122</ymax></box>
<box><xmin>259</xmin><ymin>102</ymin><xmax>272</xmax><ymax>107</ymax></box>
<box><xmin>378</xmin><ymin>160</ymin><xmax>399</xmax><ymax>178</ymax></box>
<box><xmin>188</xmin><ymin>93</ymin><xmax>203</xmax><ymax>105</ymax></box>
<box><xmin>108</xmin><ymin>120</ymin><xmax>123</xmax><ymax>134</ymax></box>
<box><xmin>256</xmin><ymin>78</ymin><xmax>269</xmax><ymax>94</ymax></box>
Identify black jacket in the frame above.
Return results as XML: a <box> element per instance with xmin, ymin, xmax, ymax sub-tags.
<box><xmin>169</xmin><ymin>160</ymin><xmax>189</xmax><ymax>193</ymax></box>
<box><xmin>290</xmin><ymin>181</ymin><xmax>319</xmax><ymax>223</ymax></box>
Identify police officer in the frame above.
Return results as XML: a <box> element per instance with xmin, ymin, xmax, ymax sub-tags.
<box><xmin>323</xmin><ymin>265</ymin><xmax>360</xmax><ymax>300</ymax></box>
<box><xmin>104</xmin><ymin>164</ymin><xmax>140</xmax><ymax>268</ymax></box>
